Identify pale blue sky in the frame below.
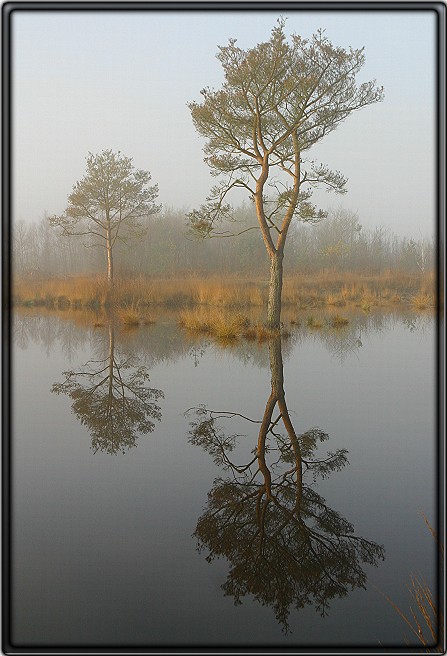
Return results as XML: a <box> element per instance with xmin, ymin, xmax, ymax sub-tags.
<box><xmin>12</xmin><ymin>7</ymin><xmax>437</xmax><ymax>237</ymax></box>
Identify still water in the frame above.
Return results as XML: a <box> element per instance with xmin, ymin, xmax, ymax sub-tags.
<box><xmin>10</xmin><ymin>310</ymin><xmax>438</xmax><ymax>648</ymax></box>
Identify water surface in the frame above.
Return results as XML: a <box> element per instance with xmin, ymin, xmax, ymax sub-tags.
<box><xmin>10</xmin><ymin>310</ymin><xmax>438</xmax><ymax>648</ymax></box>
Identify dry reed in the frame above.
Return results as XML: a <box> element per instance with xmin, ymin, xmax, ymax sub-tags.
<box><xmin>411</xmin><ymin>293</ymin><xmax>435</xmax><ymax>310</ymax></box>
<box><xmin>381</xmin><ymin>514</ymin><xmax>444</xmax><ymax>652</ymax></box>
<box><xmin>177</xmin><ymin>307</ymin><xmax>284</xmax><ymax>342</ymax></box>
<box><xmin>12</xmin><ymin>270</ymin><xmax>436</xmax><ymax>314</ymax></box>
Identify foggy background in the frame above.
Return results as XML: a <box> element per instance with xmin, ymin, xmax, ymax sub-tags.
<box><xmin>12</xmin><ymin>8</ymin><xmax>436</xmax><ymax>239</ymax></box>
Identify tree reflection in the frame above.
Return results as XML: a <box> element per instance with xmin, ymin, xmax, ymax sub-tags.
<box><xmin>52</xmin><ymin>322</ymin><xmax>163</xmax><ymax>454</ymax></box>
<box><xmin>186</xmin><ymin>335</ymin><xmax>384</xmax><ymax>632</ymax></box>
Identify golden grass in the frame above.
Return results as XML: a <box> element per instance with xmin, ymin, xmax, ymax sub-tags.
<box><xmin>326</xmin><ymin>293</ymin><xmax>346</xmax><ymax>307</ymax></box>
<box><xmin>178</xmin><ymin>307</ymin><xmax>282</xmax><ymax>342</ymax></box>
<box><xmin>360</xmin><ymin>296</ymin><xmax>375</xmax><ymax>312</ymax></box>
<box><xmin>194</xmin><ymin>280</ymin><xmax>263</xmax><ymax>307</ymax></box>
<box><xmin>330</xmin><ymin>314</ymin><xmax>350</xmax><ymax>328</ymax></box>
<box><xmin>178</xmin><ymin>308</ymin><xmax>249</xmax><ymax>339</ymax></box>
<box><xmin>119</xmin><ymin>306</ymin><xmax>141</xmax><ymax>327</ymax></box>
<box><xmin>117</xmin><ymin>299</ymin><xmax>158</xmax><ymax>328</ymax></box>
<box><xmin>411</xmin><ymin>293</ymin><xmax>435</xmax><ymax>310</ymax></box>
<box><xmin>12</xmin><ymin>270</ymin><xmax>436</xmax><ymax>314</ymax></box>
<box><xmin>307</xmin><ymin>316</ymin><xmax>323</xmax><ymax>329</ymax></box>
<box><xmin>13</xmin><ymin>275</ymin><xmax>109</xmax><ymax>310</ymax></box>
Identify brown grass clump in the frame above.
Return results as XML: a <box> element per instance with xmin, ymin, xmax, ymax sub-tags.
<box><xmin>178</xmin><ymin>308</ymin><xmax>212</xmax><ymax>333</ymax></box>
<box><xmin>340</xmin><ymin>284</ymin><xmax>360</xmax><ymax>302</ymax></box>
<box><xmin>326</xmin><ymin>293</ymin><xmax>346</xmax><ymax>307</ymax></box>
<box><xmin>177</xmin><ymin>308</ymin><xmax>284</xmax><ymax>342</ymax></box>
<box><xmin>212</xmin><ymin>313</ymin><xmax>250</xmax><ymax>340</ymax></box>
<box><xmin>178</xmin><ymin>308</ymin><xmax>250</xmax><ymax>339</ymax></box>
<box><xmin>307</xmin><ymin>316</ymin><xmax>323</xmax><ymax>329</ymax></box>
<box><xmin>360</xmin><ymin>293</ymin><xmax>377</xmax><ymax>312</ymax></box>
<box><xmin>330</xmin><ymin>314</ymin><xmax>349</xmax><ymax>328</ymax></box>
<box><xmin>118</xmin><ymin>301</ymin><xmax>142</xmax><ymax>327</ymax></box>
<box><xmin>120</xmin><ymin>311</ymin><xmax>140</xmax><ymax>327</ymax></box>
<box><xmin>411</xmin><ymin>293</ymin><xmax>435</xmax><ymax>310</ymax></box>
<box><xmin>118</xmin><ymin>303</ymin><xmax>156</xmax><ymax>328</ymax></box>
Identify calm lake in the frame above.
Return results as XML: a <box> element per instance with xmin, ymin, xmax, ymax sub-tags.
<box><xmin>10</xmin><ymin>309</ymin><xmax>438</xmax><ymax>648</ymax></box>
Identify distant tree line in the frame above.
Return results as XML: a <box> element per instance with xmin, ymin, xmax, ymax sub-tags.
<box><xmin>13</xmin><ymin>204</ymin><xmax>434</xmax><ymax>279</ymax></box>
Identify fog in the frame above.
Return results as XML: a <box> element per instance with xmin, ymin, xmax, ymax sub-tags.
<box><xmin>11</xmin><ymin>8</ymin><xmax>437</xmax><ymax>239</ymax></box>
<box><xmin>13</xmin><ymin>206</ymin><xmax>434</xmax><ymax>279</ymax></box>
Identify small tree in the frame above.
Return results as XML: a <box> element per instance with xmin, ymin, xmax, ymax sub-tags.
<box><xmin>187</xmin><ymin>20</ymin><xmax>384</xmax><ymax>329</ymax></box>
<box><xmin>50</xmin><ymin>150</ymin><xmax>161</xmax><ymax>288</ymax></box>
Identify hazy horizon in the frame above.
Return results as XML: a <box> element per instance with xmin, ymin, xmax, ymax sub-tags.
<box><xmin>11</xmin><ymin>7</ymin><xmax>438</xmax><ymax>239</ymax></box>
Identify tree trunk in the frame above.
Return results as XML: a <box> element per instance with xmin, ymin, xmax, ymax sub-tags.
<box><xmin>105</xmin><ymin>232</ymin><xmax>114</xmax><ymax>306</ymax></box>
<box><xmin>105</xmin><ymin>225</ymin><xmax>114</xmax><ymax>307</ymax></box>
<box><xmin>267</xmin><ymin>250</ymin><xmax>284</xmax><ymax>331</ymax></box>
<box><xmin>106</xmin><ymin>242</ymin><xmax>113</xmax><ymax>286</ymax></box>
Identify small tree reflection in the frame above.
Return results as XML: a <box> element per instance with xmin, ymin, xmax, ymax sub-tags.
<box><xmin>186</xmin><ymin>335</ymin><xmax>384</xmax><ymax>632</ymax></box>
<box><xmin>52</xmin><ymin>322</ymin><xmax>163</xmax><ymax>454</ymax></box>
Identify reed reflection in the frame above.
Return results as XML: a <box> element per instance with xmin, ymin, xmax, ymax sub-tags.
<box><xmin>52</xmin><ymin>321</ymin><xmax>163</xmax><ymax>454</ymax></box>
<box><xmin>186</xmin><ymin>334</ymin><xmax>384</xmax><ymax>633</ymax></box>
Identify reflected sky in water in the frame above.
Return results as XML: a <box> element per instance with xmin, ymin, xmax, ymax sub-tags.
<box><xmin>10</xmin><ymin>310</ymin><xmax>437</xmax><ymax>647</ymax></box>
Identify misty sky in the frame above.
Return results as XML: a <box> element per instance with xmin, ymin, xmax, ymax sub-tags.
<box><xmin>11</xmin><ymin>7</ymin><xmax>437</xmax><ymax>238</ymax></box>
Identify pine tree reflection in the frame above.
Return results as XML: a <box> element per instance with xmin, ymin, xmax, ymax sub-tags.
<box><xmin>186</xmin><ymin>335</ymin><xmax>384</xmax><ymax>632</ymax></box>
<box><xmin>52</xmin><ymin>322</ymin><xmax>163</xmax><ymax>454</ymax></box>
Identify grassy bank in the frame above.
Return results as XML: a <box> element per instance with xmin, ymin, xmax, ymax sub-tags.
<box><xmin>178</xmin><ymin>307</ymin><xmax>281</xmax><ymax>342</ymax></box>
<box><xmin>12</xmin><ymin>270</ymin><xmax>436</xmax><ymax>314</ymax></box>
